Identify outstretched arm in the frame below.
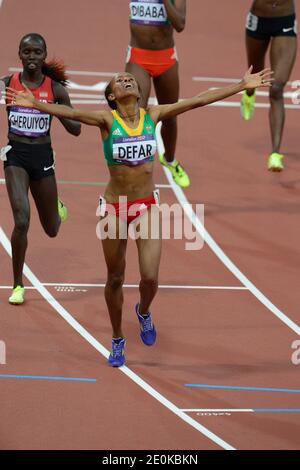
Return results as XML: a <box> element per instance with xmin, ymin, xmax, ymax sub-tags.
<box><xmin>163</xmin><ymin>0</ymin><xmax>186</xmax><ymax>32</ymax></box>
<box><xmin>150</xmin><ymin>67</ymin><xmax>273</xmax><ymax>123</ymax></box>
<box><xmin>4</xmin><ymin>84</ymin><xmax>110</xmax><ymax>128</ymax></box>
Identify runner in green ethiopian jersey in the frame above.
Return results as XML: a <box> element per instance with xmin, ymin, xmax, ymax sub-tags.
<box><xmin>5</xmin><ymin>69</ymin><xmax>273</xmax><ymax>367</ymax></box>
<box><xmin>103</xmin><ymin>108</ymin><xmax>156</xmax><ymax>167</ymax></box>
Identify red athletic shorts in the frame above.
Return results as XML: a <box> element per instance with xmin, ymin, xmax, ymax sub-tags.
<box><xmin>99</xmin><ymin>190</ymin><xmax>160</xmax><ymax>224</ymax></box>
<box><xmin>126</xmin><ymin>46</ymin><xmax>178</xmax><ymax>77</ymax></box>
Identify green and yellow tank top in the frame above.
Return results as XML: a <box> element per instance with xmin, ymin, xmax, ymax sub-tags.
<box><xmin>103</xmin><ymin>108</ymin><xmax>157</xmax><ymax>167</ymax></box>
<box><xmin>129</xmin><ymin>0</ymin><xmax>174</xmax><ymax>26</ymax></box>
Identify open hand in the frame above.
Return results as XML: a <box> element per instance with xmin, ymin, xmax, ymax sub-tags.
<box><xmin>3</xmin><ymin>84</ymin><xmax>35</xmax><ymax>107</ymax></box>
<box><xmin>242</xmin><ymin>66</ymin><xmax>274</xmax><ymax>90</ymax></box>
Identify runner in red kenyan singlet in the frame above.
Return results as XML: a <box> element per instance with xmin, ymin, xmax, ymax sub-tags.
<box><xmin>1</xmin><ymin>33</ymin><xmax>81</xmax><ymax>306</ymax></box>
<box><xmin>7</xmin><ymin>73</ymin><xmax>54</xmax><ymax>139</ymax></box>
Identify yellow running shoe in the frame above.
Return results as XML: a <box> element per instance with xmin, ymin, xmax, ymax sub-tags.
<box><xmin>268</xmin><ymin>152</ymin><xmax>284</xmax><ymax>172</ymax></box>
<box><xmin>9</xmin><ymin>285</ymin><xmax>25</xmax><ymax>305</ymax></box>
<box><xmin>159</xmin><ymin>154</ymin><xmax>190</xmax><ymax>188</ymax></box>
<box><xmin>240</xmin><ymin>90</ymin><xmax>256</xmax><ymax>121</ymax></box>
<box><xmin>58</xmin><ymin>199</ymin><xmax>68</xmax><ymax>222</ymax></box>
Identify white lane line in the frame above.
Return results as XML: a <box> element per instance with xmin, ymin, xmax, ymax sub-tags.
<box><xmin>65</xmin><ymin>70</ymin><xmax>115</xmax><ymax>77</ymax></box>
<box><xmin>0</xmin><ymin>179</ymin><xmax>171</xmax><ymax>189</ymax></box>
<box><xmin>192</xmin><ymin>76</ymin><xmax>295</xmax><ymax>86</ymax></box>
<box><xmin>69</xmin><ymin>99</ymin><xmax>299</xmax><ymax>110</ymax></box>
<box><xmin>182</xmin><ymin>409</ymin><xmax>300</xmax><ymax>414</ymax></box>
<box><xmin>13</xmin><ymin>93</ymin><xmax>289</xmax><ymax>109</ymax></box>
<box><xmin>67</xmin><ymin>80</ymin><xmax>107</xmax><ymax>91</ymax></box>
<box><xmin>181</xmin><ymin>409</ymin><xmax>254</xmax><ymax>413</ymax></box>
<box><xmin>208</xmin><ymin>101</ymin><xmax>300</xmax><ymax>110</ymax></box>
<box><xmin>6</xmin><ymin>69</ymin><xmax>298</xmax><ymax>109</ymax></box>
<box><xmin>193</xmin><ymin>76</ymin><xmax>241</xmax><ymax>84</ymax></box>
<box><xmin>0</xmin><ymin>284</ymin><xmax>247</xmax><ymax>290</ymax></box>
<box><xmin>208</xmin><ymin>87</ymin><xmax>297</xmax><ymax>99</ymax></box>
<box><xmin>0</xmin><ymin>226</ymin><xmax>235</xmax><ymax>451</ymax></box>
<box><xmin>154</xmin><ymin>183</ymin><xmax>172</xmax><ymax>188</ymax></box>
<box><xmin>8</xmin><ymin>68</ymin><xmax>296</xmax><ymax>87</ymax></box>
<box><xmin>69</xmin><ymin>93</ymin><xmax>107</xmax><ymax>99</ymax></box>
<box><xmin>156</xmin><ymin>123</ymin><xmax>300</xmax><ymax>336</ymax></box>
<box><xmin>0</xmin><ymin>286</ymin><xmax>36</xmax><ymax>290</ymax></box>
<box><xmin>44</xmin><ymin>283</ymin><xmax>247</xmax><ymax>290</ymax></box>
<box><xmin>70</xmin><ymin>100</ymin><xmax>105</xmax><ymax>105</ymax></box>
<box><xmin>69</xmin><ymin>96</ymin><xmax>158</xmax><ymax>106</ymax></box>
<box><xmin>8</xmin><ymin>67</ymin><xmax>116</xmax><ymax>77</ymax></box>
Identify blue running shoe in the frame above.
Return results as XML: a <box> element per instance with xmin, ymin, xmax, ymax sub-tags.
<box><xmin>135</xmin><ymin>303</ymin><xmax>157</xmax><ymax>346</ymax></box>
<box><xmin>108</xmin><ymin>337</ymin><xmax>126</xmax><ymax>367</ymax></box>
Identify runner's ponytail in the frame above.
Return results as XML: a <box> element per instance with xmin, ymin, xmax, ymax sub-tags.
<box><xmin>42</xmin><ymin>59</ymin><xmax>68</xmax><ymax>87</ymax></box>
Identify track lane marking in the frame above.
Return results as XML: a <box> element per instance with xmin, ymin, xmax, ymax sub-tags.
<box><xmin>0</xmin><ymin>226</ymin><xmax>235</xmax><ymax>451</ymax></box>
<box><xmin>156</xmin><ymin>123</ymin><xmax>300</xmax><ymax>336</ymax></box>
<box><xmin>182</xmin><ymin>409</ymin><xmax>254</xmax><ymax>413</ymax></box>
<box><xmin>192</xmin><ymin>76</ymin><xmax>296</xmax><ymax>86</ymax></box>
<box><xmin>184</xmin><ymin>384</ymin><xmax>300</xmax><ymax>393</ymax></box>
<box><xmin>7</xmin><ymin>69</ymin><xmax>297</xmax><ymax>87</ymax></box>
<box><xmin>0</xmin><ymin>179</ymin><xmax>172</xmax><ymax>188</ymax></box>
<box><xmin>8</xmin><ymin>67</ymin><xmax>116</xmax><ymax>77</ymax></box>
<box><xmin>0</xmin><ymin>374</ymin><xmax>96</xmax><ymax>382</ymax></box>
<box><xmin>5</xmin><ymin>69</ymin><xmax>300</xmax><ymax>109</ymax></box>
<box><xmin>181</xmin><ymin>409</ymin><xmax>300</xmax><ymax>413</ymax></box>
<box><xmin>0</xmin><ymin>284</ymin><xmax>247</xmax><ymax>290</ymax></box>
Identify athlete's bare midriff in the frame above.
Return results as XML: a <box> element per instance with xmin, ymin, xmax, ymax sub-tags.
<box><xmin>130</xmin><ymin>23</ymin><xmax>174</xmax><ymax>50</ymax></box>
<box><xmin>251</xmin><ymin>0</ymin><xmax>295</xmax><ymax>17</ymax></box>
<box><xmin>105</xmin><ymin>162</ymin><xmax>155</xmax><ymax>202</ymax></box>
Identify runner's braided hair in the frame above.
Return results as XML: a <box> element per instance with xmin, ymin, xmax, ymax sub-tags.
<box><xmin>105</xmin><ymin>81</ymin><xmax>117</xmax><ymax>110</ymax></box>
<box><xmin>19</xmin><ymin>33</ymin><xmax>68</xmax><ymax>87</ymax></box>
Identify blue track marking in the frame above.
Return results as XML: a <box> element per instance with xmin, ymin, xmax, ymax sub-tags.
<box><xmin>0</xmin><ymin>374</ymin><xmax>96</xmax><ymax>382</ymax></box>
<box><xmin>184</xmin><ymin>384</ymin><xmax>300</xmax><ymax>393</ymax></box>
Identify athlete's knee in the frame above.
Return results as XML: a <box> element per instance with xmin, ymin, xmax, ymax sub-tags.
<box><xmin>269</xmin><ymin>81</ymin><xmax>285</xmax><ymax>101</ymax></box>
<box><xmin>106</xmin><ymin>272</ymin><xmax>125</xmax><ymax>290</ymax></box>
<box><xmin>140</xmin><ymin>276</ymin><xmax>158</xmax><ymax>291</ymax></box>
<box><xmin>14</xmin><ymin>209</ymin><xmax>30</xmax><ymax>234</ymax></box>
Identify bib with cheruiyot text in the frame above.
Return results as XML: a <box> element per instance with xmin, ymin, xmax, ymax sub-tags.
<box><xmin>8</xmin><ymin>107</ymin><xmax>52</xmax><ymax>138</ymax></box>
<box><xmin>7</xmin><ymin>73</ymin><xmax>54</xmax><ymax>138</ymax></box>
